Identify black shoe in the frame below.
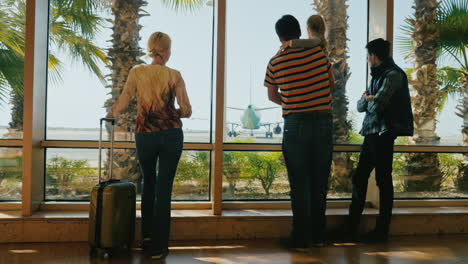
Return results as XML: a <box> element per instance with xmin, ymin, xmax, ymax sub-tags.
<box><xmin>138</xmin><ymin>238</ymin><xmax>151</xmax><ymax>250</ymax></box>
<box><xmin>310</xmin><ymin>240</ymin><xmax>325</xmax><ymax>248</ymax></box>
<box><xmin>150</xmin><ymin>248</ymin><xmax>169</xmax><ymax>260</ymax></box>
<box><xmin>362</xmin><ymin>229</ymin><xmax>389</xmax><ymax>243</ymax></box>
<box><xmin>342</xmin><ymin>229</ymin><xmax>360</xmax><ymax>243</ymax></box>
<box><xmin>279</xmin><ymin>238</ymin><xmax>309</xmax><ymax>252</ymax></box>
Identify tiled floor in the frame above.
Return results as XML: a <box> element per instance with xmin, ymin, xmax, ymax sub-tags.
<box><xmin>1</xmin><ymin>235</ymin><xmax>468</xmax><ymax>263</ymax></box>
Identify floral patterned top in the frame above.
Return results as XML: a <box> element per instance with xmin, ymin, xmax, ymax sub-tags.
<box><xmin>111</xmin><ymin>64</ymin><xmax>192</xmax><ymax>134</ymax></box>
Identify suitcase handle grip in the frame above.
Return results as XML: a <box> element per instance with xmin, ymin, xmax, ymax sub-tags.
<box><xmin>100</xmin><ymin>118</ymin><xmax>116</xmax><ymax>125</ymax></box>
<box><xmin>98</xmin><ymin>118</ymin><xmax>115</xmax><ymax>183</ymax></box>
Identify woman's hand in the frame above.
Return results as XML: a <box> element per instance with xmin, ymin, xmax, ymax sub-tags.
<box><xmin>276</xmin><ymin>41</ymin><xmax>292</xmax><ymax>55</ymax></box>
<box><xmin>280</xmin><ymin>40</ymin><xmax>292</xmax><ymax>50</ymax></box>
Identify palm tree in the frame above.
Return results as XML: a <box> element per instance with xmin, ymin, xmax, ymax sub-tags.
<box><xmin>434</xmin><ymin>0</ymin><xmax>468</xmax><ymax>190</ymax></box>
<box><xmin>313</xmin><ymin>0</ymin><xmax>353</xmax><ymax>192</ymax></box>
<box><xmin>399</xmin><ymin>0</ymin><xmax>468</xmax><ymax>191</ymax></box>
<box><xmin>0</xmin><ymin>0</ymin><xmax>26</xmax><ymax>132</ymax></box>
<box><xmin>403</xmin><ymin>0</ymin><xmax>444</xmax><ymax>192</ymax></box>
<box><xmin>0</xmin><ymin>0</ymin><xmax>108</xmax><ymax>135</ymax></box>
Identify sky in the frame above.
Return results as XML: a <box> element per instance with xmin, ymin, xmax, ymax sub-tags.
<box><xmin>0</xmin><ymin>0</ymin><xmax>462</xmax><ymax>143</ymax></box>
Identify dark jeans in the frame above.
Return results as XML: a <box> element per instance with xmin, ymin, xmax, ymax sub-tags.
<box><xmin>349</xmin><ymin>133</ymin><xmax>396</xmax><ymax>234</ymax></box>
<box><xmin>282</xmin><ymin>112</ymin><xmax>333</xmax><ymax>243</ymax></box>
<box><xmin>135</xmin><ymin>128</ymin><xmax>183</xmax><ymax>251</ymax></box>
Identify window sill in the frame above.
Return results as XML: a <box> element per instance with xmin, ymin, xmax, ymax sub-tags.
<box><xmin>2</xmin><ymin>207</ymin><xmax>468</xmax><ymax>221</ymax></box>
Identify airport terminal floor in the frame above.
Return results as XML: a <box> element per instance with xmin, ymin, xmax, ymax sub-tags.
<box><xmin>1</xmin><ymin>235</ymin><xmax>468</xmax><ymax>264</ymax></box>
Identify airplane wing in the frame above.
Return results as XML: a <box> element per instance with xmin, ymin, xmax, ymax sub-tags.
<box><xmin>255</xmin><ymin>107</ymin><xmax>280</xmax><ymax>111</ymax></box>
<box><xmin>259</xmin><ymin>121</ymin><xmax>283</xmax><ymax>126</ymax></box>
<box><xmin>227</xmin><ymin>107</ymin><xmax>244</xmax><ymax>111</ymax></box>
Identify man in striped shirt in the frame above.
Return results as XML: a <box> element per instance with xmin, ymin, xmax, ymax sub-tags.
<box><xmin>264</xmin><ymin>15</ymin><xmax>334</xmax><ymax>250</ymax></box>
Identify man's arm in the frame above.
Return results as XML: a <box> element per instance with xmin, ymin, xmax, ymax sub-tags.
<box><xmin>289</xmin><ymin>37</ymin><xmax>321</xmax><ymax>48</ymax></box>
<box><xmin>367</xmin><ymin>70</ymin><xmax>403</xmax><ymax>114</ymax></box>
<box><xmin>279</xmin><ymin>37</ymin><xmax>321</xmax><ymax>51</ymax></box>
<box><xmin>267</xmin><ymin>86</ymin><xmax>282</xmax><ymax>105</ymax></box>
<box><xmin>264</xmin><ymin>61</ymin><xmax>281</xmax><ymax>105</ymax></box>
<box><xmin>357</xmin><ymin>92</ymin><xmax>368</xmax><ymax>113</ymax></box>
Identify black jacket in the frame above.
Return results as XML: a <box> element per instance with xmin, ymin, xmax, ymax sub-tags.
<box><xmin>358</xmin><ymin>57</ymin><xmax>414</xmax><ymax>137</ymax></box>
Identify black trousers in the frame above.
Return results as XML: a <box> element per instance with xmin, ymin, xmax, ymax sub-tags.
<box><xmin>348</xmin><ymin>133</ymin><xmax>396</xmax><ymax>234</ymax></box>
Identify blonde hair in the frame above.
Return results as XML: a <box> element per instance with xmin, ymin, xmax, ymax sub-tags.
<box><xmin>307</xmin><ymin>15</ymin><xmax>328</xmax><ymax>55</ymax></box>
<box><xmin>145</xmin><ymin>32</ymin><xmax>172</xmax><ymax>105</ymax></box>
<box><xmin>147</xmin><ymin>31</ymin><xmax>171</xmax><ymax>59</ymax></box>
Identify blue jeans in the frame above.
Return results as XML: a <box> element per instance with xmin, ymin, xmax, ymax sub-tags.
<box><xmin>282</xmin><ymin>112</ymin><xmax>333</xmax><ymax>243</ymax></box>
<box><xmin>135</xmin><ymin>128</ymin><xmax>183</xmax><ymax>251</ymax></box>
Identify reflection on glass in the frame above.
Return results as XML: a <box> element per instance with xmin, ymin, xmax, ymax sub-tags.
<box><xmin>45</xmin><ymin>149</ymin><xmax>210</xmax><ymax>201</ymax></box>
<box><xmin>0</xmin><ymin>148</ymin><xmax>22</xmax><ymax>200</ymax></box>
<box><xmin>222</xmin><ymin>151</ymin><xmax>352</xmax><ymax>200</ymax></box>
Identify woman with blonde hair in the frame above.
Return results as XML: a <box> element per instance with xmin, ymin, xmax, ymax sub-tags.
<box><xmin>281</xmin><ymin>14</ymin><xmax>328</xmax><ymax>54</ymax></box>
<box><xmin>279</xmin><ymin>15</ymin><xmax>334</xmax><ymax>93</ymax></box>
<box><xmin>107</xmin><ymin>31</ymin><xmax>191</xmax><ymax>259</ymax></box>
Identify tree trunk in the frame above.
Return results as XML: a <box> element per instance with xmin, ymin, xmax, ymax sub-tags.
<box><xmin>8</xmin><ymin>88</ymin><xmax>23</xmax><ymax>132</ymax></box>
<box><xmin>104</xmin><ymin>0</ymin><xmax>147</xmax><ymax>185</ymax></box>
<box><xmin>314</xmin><ymin>0</ymin><xmax>353</xmax><ymax>192</ymax></box>
<box><xmin>404</xmin><ymin>0</ymin><xmax>443</xmax><ymax>192</ymax></box>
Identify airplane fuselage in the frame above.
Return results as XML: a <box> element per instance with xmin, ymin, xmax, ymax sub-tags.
<box><xmin>241</xmin><ymin>105</ymin><xmax>261</xmax><ymax>129</ymax></box>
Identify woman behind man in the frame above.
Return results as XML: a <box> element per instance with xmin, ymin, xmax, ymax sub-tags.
<box><xmin>281</xmin><ymin>15</ymin><xmax>329</xmax><ymax>56</ymax></box>
<box><xmin>279</xmin><ymin>14</ymin><xmax>335</xmax><ymax>248</ymax></box>
<box><xmin>106</xmin><ymin>32</ymin><xmax>191</xmax><ymax>260</ymax></box>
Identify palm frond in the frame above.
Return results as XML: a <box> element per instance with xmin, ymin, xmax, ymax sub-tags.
<box><xmin>0</xmin><ymin>49</ymin><xmax>24</xmax><ymax>95</ymax></box>
<box><xmin>0</xmin><ymin>48</ymin><xmax>23</xmax><ymax>106</ymax></box>
<box><xmin>0</xmin><ymin>72</ymin><xmax>11</xmax><ymax>105</ymax></box>
<box><xmin>436</xmin><ymin>66</ymin><xmax>463</xmax><ymax>113</ymax></box>
<box><xmin>396</xmin><ymin>18</ymin><xmax>415</xmax><ymax>60</ymax></box>
<box><xmin>0</xmin><ymin>1</ymin><xmax>25</xmax><ymax>56</ymax></box>
<box><xmin>47</xmin><ymin>53</ymin><xmax>63</xmax><ymax>84</ymax></box>
<box><xmin>161</xmin><ymin>0</ymin><xmax>204</xmax><ymax>12</ymax></box>
<box><xmin>52</xmin><ymin>26</ymin><xmax>108</xmax><ymax>82</ymax></box>
<box><xmin>50</xmin><ymin>0</ymin><xmax>103</xmax><ymax>38</ymax></box>
<box><xmin>437</xmin><ymin>0</ymin><xmax>468</xmax><ymax>68</ymax></box>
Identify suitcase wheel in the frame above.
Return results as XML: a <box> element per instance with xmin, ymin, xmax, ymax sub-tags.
<box><xmin>89</xmin><ymin>247</ymin><xmax>112</xmax><ymax>259</ymax></box>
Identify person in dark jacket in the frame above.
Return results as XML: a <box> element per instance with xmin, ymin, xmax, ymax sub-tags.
<box><xmin>347</xmin><ymin>38</ymin><xmax>413</xmax><ymax>243</ymax></box>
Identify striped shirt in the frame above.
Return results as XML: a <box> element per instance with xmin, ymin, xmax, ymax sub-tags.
<box><xmin>264</xmin><ymin>46</ymin><xmax>332</xmax><ymax>116</ymax></box>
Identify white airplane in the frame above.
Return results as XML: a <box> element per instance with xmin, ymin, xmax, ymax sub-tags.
<box><xmin>227</xmin><ymin>104</ymin><xmax>282</xmax><ymax>138</ymax></box>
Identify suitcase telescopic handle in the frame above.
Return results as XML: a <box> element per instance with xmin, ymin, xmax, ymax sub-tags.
<box><xmin>98</xmin><ymin>118</ymin><xmax>115</xmax><ymax>183</ymax></box>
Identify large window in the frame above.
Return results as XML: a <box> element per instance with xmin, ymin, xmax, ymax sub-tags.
<box><xmin>45</xmin><ymin>148</ymin><xmax>210</xmax><ymax>201</ymax></box>
<box><xmin>393</xmin><ymin>0</ymin><xmax>464</xmax><ymax>147</ymax></box>
<box><xmin>0</xmin><ymin>148</ymin><xmax>22</xmax><ymax>200</ymax></box>
<box><xmin>0</xmin><ymin>0</ymin><xmax>25</xmax><ymax>140</ymax></box>
<box><xmin>223</xmin><ymin>151</ymin><xmax>352</xmax><ymax>200</ymax></box>
<box><xmin>389</xmin><ymin>0</ymin><xmax>468</xmax><ymax>197</ymax></box>
<box><xmin>46</xmin><ymin>1</ymin><xmax>214</xmax><ymax>143</ymax></box>
<box><xmin>394</xmin><ymin>152</ymin><xmax>468</xmax><ymax>199</ymax></box>
<box><xmin>224</xmin><ymin>0</ymin><xmax>368</xmax><ymax>144</ymax></box>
